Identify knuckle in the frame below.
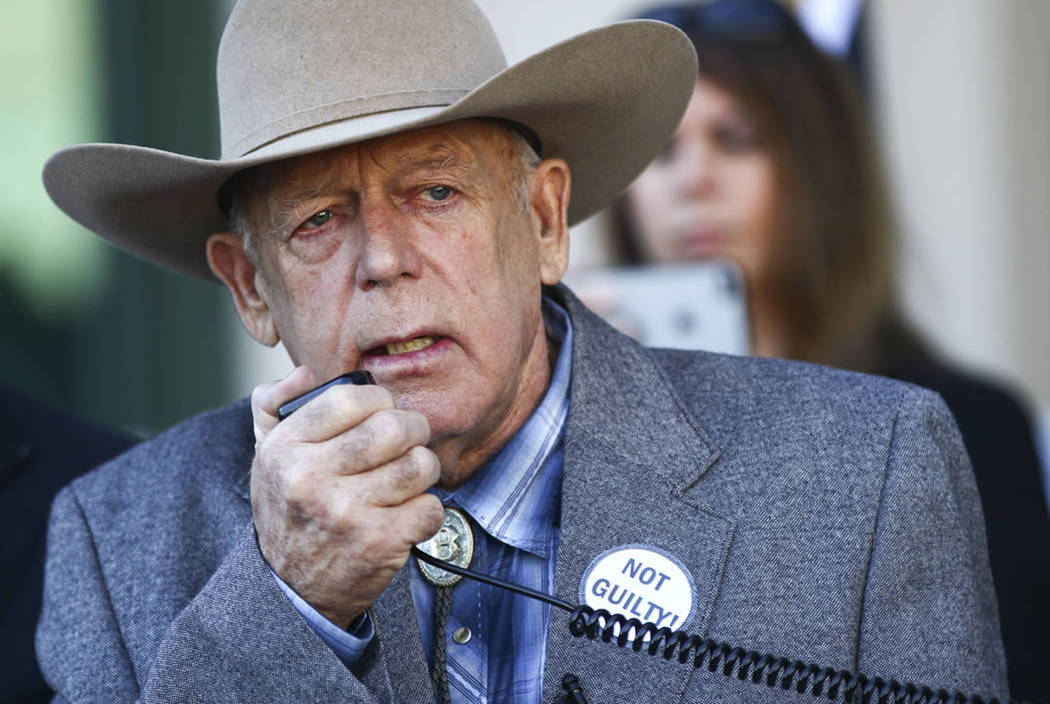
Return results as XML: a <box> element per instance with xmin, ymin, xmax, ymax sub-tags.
<box><xmin>393</xmin><ymin>462</ymin><xmax>416</xmax><ymax>489</ymax></box>
<box><xmin>327</xmin><ymin>386</ymin><xmax>361</xmax><ymax>421</ymax></box>
<box><xmin>332</xmin><ymin>384</ymin><xmax>392</xmax><ymax>416</ymax></box>
<box><xmin>371</xmin><ymin>410</ymin><xmax>408</xmax><ymax>447</ymax></box>
<box><xmin>282</xmin><ymin>467</ymin><xmax>315</xmax><ymax>504</ymax></box>
<box><xmin>342</xmin><ymin>425</ymin><xmax>375</xmax><ymax>461</ymax></box>
<box><xmin>420</xmin><ymin>495</ymin><xmax>445</xmax><ymax>533</ymax></box>
<box><xmin>349</xmin><ymin>475</ymin><xmax>379</xmax><ymax>507</ymax></box>
<box><xmin>338</xmin><ymin>410</ymin><xmax>420</xmax><ymax>474</ymax></box>
<box><xmin>412</xmin><ymin>411</ymin><xmax>431</xmax><ymax>440</ymax></box>
<box><xmin>371</xmin><ymin>385</ymin><xmax>396</xmax><ymax>409</ymax></box>
<box><xmin>387</xmin><ymin>454</ymin><xmax>420</xmax><ymax>491</ymax></box>
<box><xmin>314</xmin><ymin>384</ymin><xmax>370</xmax><ymax>428</ymax></box>
<box><xmin>250</xmin><ymin>381</ymin><xmax>272</xmax><ymax>408</ymax></box>
<box><xmin>340</xmin><ymin>424</ymin><xmax>384</xmax><ymax>468</ymax></box>
<box><xmin>326</xmin><ymin>500</ymin><xmax>357</xmax><ymax>533</ymax></box>
<box><xmin>401</xmin><ymin>413</ymin><xmax>428</xmax><ymax>446</ymax></box>
<box><xmin>409</xmin><ymin>446</ymin><xmax>440</xmax><ymax>484</ymax></box>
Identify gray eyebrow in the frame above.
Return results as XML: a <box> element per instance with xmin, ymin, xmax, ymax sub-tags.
<box><xmin>264</xmin><ymin>176</ymin><xmax>342</xmax><ymax>238</ymax></box>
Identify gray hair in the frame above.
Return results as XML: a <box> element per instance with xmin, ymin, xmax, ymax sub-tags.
<box><xmin>509</xmin><ymin>127</ymin><xmax>542</xmax><ymax>211</ymax></box>
<box><xmin>225</xmin><ymin>123</ymin><xmax>540</xmax><ymax>263</ymax></box>
<box><xmin>225</xmin><ymin>172</ymin><xmax>261</xmax><ymax>263</ymax></box>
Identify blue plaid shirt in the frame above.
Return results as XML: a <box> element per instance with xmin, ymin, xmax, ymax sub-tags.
<box><xmin>275</xmin><ymin>297</ymin><xmax>572</xmax><ymax>704</ymax></box>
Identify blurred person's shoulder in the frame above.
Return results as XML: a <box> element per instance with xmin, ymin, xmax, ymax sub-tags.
<box><xmin>1</xmin><ymin>385</ymin><xmax>134</xmax><ymax>473</ymax></box>
<box><xmin>1</xmin><ymin>384</ymin><xmax>136</xmax><ymax>524</ymax></box>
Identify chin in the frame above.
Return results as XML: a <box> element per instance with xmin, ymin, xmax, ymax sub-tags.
<box><xmin>393</xmin><ymin>386</ymin><xmax>474</xmax><ymax>435</ymax></box>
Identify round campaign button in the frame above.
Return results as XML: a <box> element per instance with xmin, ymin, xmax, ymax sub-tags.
<box><xmin>579</xmin><ymin>544</ymin><xmax>696</xmax><ymax>634</ymax></box>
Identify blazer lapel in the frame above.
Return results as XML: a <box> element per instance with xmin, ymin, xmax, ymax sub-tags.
<box><xmin>372</xmin><ymin>566</ymin><xmax>435</xmax><ymax>702</ymax></box>
<box><xmin>541</xmin><ymin>288</ymin><xmax>737</xmax><ymax>703</ymax></box>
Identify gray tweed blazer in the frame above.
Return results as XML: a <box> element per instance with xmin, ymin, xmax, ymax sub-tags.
<box><xmin>37</xmin><ymin>287</ymin><xmax>1007</xmax><ymax>703</ymax></box>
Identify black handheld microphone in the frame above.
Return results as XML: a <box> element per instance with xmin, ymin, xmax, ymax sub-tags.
<box><xmin>277</xmin><ymin>370</ymin><xmax>375</xmax><ymax>420</ymax></box>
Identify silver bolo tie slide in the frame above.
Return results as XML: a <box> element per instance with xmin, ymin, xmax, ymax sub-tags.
<box><xmin>415</xmin><ymin>507</ymin><xmax>475</xmax><ymax>587</ymax></box>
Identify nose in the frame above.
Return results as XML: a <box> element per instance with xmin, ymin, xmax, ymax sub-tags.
<box><xmin>673</xmin><ymin>138</ymin><xmax>717</xmax><ymax>198</ymax></box>
<box><xmin>354</xmin><ymin>197</ymin><xmax>423</xmax><ymax>290</ymax></box>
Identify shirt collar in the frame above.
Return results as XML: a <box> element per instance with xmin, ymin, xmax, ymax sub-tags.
<box><xmin>436</xmin><ymin>296</ymin><xmax>572</xmax><ymax>557</ymax></box>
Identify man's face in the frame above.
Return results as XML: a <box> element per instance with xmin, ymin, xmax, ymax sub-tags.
<box><xmin>218</xmin><ymin>120</ymin><xmax>569</xmax><ymax>483</ymax></box>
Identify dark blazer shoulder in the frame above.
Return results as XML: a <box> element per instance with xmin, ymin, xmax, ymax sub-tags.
<box><xmin>0</xmin><ymin>386</ymin><xmax>133</xmax><ymax>482</ymax></box>
<box><xmin>0</xmin><ymin>387</ymin><xmax>135</xmax><ymax>703</ymax></box>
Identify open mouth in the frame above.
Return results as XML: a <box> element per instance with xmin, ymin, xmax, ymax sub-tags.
<box><xmin>368</xmin><ymin>335</ymin><xmax>440</xmax><ymax>356</ymax></box>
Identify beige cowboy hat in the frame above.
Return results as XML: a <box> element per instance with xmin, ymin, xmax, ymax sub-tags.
<box><xmin>43</xmin><ymin>0</ymin><xmax>697</xmax><ymax>281</ymax></box>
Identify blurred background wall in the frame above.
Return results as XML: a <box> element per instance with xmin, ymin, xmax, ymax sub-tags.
<box><xmin>2</xmin><ymin>0</ymin><xmax>1047</xmax><ymax>443</ymax></box>
<box><xmin>1</xmin><ymin>0</ymin><xmax>232</xmax><ymax>435</ymax></box>
<box><xmin>868</xmin><ymin>0</ymin><xmax>1050</xmax><ymax>420</ymax></box>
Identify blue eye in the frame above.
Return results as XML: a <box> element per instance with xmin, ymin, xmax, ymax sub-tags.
<box><xmin>303</xmin><ymin>209</ymin><xmax>332</xmax><ymax>229</ymax></box>
<box><xmin>424</xmin><ymin>186</ymin><xmax>453</xmax><ymax>202</ymax></box>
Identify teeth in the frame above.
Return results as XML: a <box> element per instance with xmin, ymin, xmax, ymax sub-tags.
<box><xmin>386</xmin><ymin>336</ymin><xmax>437</xmax><ymax>355</ymax></box>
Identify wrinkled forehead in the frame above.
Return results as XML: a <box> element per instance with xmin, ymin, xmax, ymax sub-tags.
<box><xmin>243</xmin><ymin>119</ymin><xmax>522</xmax><ymax>203</ymax></box>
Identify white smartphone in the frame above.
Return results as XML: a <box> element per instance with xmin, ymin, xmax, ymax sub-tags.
<box><xmin>565</xmin><ymin>261</ymin><xmax>750</xmax><ymax>356</ymax></box>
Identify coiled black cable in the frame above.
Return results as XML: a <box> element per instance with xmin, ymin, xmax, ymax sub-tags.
<box><xmin>567</xmin><ymin>606</ymin><xmax>1014</xmax><ymax>704</ymax></box>
<box><xmin>415</xmin><ymin>544</ymin><xmax>1020</xmax><ymax>704</ymax></box>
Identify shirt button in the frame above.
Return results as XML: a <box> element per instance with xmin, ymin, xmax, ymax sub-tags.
<box><xmin>452</xmin><ymin>626</ymin><xmax>472</xmax><ymax>644</ymax></box>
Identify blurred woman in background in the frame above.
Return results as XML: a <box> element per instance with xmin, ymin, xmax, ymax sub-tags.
<box><xmin>612</xmin><ymin>0</ymin><xmax>1050</xmax><ymax>698</ymax></box>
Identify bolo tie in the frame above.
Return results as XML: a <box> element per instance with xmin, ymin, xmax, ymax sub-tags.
<box><xmin>415</xmin><ymin>507</ymin><xmax>475</xmax><ymax>704</ymax></box>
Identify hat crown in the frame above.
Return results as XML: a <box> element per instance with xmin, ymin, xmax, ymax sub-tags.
<box><xmin>217</xmin><ymin>0</ymin><xmax>507</xmax><ymax>159</ymax></box>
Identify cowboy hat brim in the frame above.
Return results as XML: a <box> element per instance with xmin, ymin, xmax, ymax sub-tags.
<box><xmin>43</xmin><ymin>20</ymin><xmax>697</xmax><ymax>280</ymax></box>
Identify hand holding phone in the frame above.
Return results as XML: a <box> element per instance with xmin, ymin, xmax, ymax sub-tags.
<box><xmin>249</xmin><ymin>367</ymin><xmax>445</xmax><ymax>627</ymax></box>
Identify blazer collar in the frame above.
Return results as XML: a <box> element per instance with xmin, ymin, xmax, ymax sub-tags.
<box><xmin>550</xmin><ymin>284</ymin><xmax>721</xmax><ymax>491</ymax></box>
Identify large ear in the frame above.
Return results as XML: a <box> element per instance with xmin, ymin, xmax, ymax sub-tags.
<box><xmin>530</xmin><ymin>158</ymin><xmax>571</xmax><ymax>285</ymax></box>
<box><xmin>206</xmin><ymin>232</ymin><xmax>279</xmax><ymax>346</ymax></box>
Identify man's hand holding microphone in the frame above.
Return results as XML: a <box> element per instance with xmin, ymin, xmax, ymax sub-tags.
<box><xmin>249</xmin><ymin>366</ymin><xmax>445</xmax><ymax>627</ymax></box>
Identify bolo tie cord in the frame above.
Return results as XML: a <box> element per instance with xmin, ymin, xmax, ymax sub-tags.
<box><xmin>413</xmin><ymin>507</ymin><xmax>586</xmax><ymax>703</ymax></box>
<box><xmin>430</xmin><ymin>585</ymin><xmax>453</xmax><ymax>704</ymax></box>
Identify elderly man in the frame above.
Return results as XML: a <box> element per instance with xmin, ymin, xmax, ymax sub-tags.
<box><xmin>38</xmin><ymin>1</ymin><xmax>1006</xmax><ymax>702</ymax></box>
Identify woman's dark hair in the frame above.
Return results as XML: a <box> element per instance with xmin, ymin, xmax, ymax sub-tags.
<box><xmin>618</xmin><ymin>0</ymin><xmax>926</xmax><ymax>371</ymax></box>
